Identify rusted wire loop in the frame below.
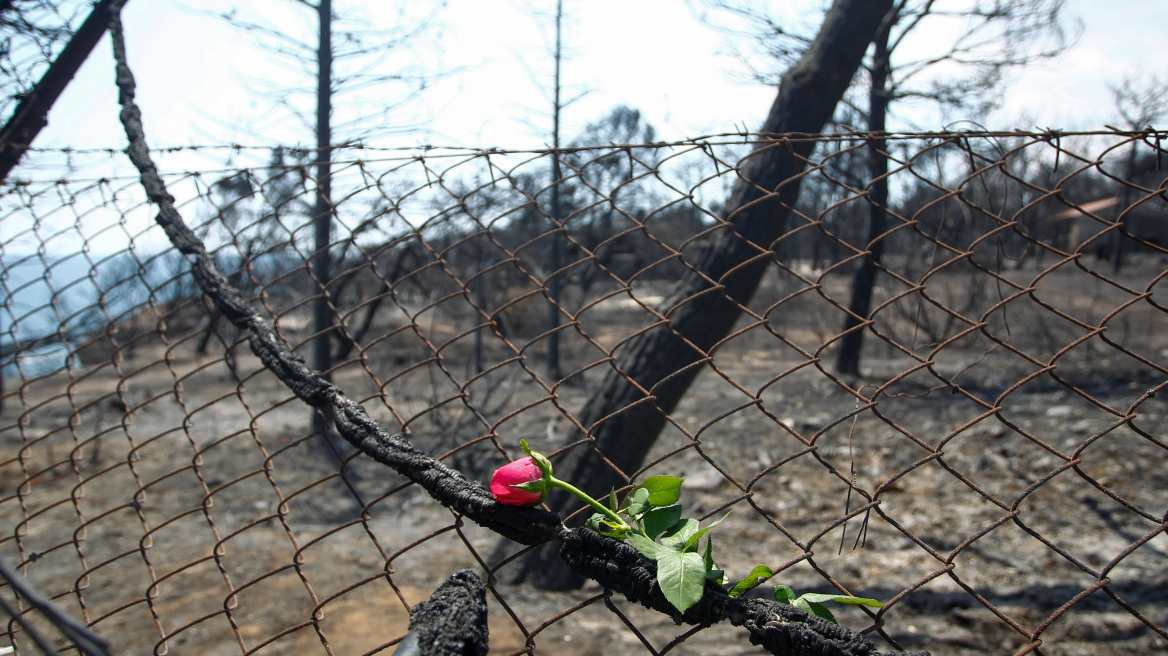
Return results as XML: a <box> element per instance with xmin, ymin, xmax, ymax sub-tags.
<box><xmin>0</xmin><ymin>555</ymin><xmax>114</xmax><ymax>656</ymax></box>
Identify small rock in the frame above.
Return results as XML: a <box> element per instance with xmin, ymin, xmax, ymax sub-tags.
<box><xmin>976</xmin><ymin>424</ymin><xmax>1006</xmax><ymax>438</ymax></box>
<box><xmin>684</xmin><ymin>467</ymin><xmax>724</xmax><ymax>491</ymax></box>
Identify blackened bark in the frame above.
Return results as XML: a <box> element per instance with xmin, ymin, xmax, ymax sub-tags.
<box><xmin>0</xmin><ymin>0</ymin><xmax>128</xmax><ymax>183</ymax></box>
<box><xmin>311</xmin><ymin>0</ymin><xmax>336</xmax><ymax>439</ymax></box>
<box><xmin>545</xmin><ymin>0</ymin><xmax>565</xmax><ymax>381</ymax></box>
<box><xmin>518</xmin><ymin>0</ymin><xmax>895</xmax><ymax>590</ymax></box>
<box><xmin>559</xmin><ymin>528</ymin><xmax>929</xmax><ymax>656</ymax></box>
<box><xmin>394</xmin><ymin>570</ymin><xmax>489</xmax><ymax>656</ymax></box>
<box><xmin>836</xmin><ymin>7</ymin><xmax>896</xmax><ymax>377</ymax></box>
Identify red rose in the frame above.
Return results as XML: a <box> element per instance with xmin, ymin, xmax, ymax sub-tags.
<box><xmin>490</xmin><ymin>457</ymin><xmax>545</xmax><ymax>506</ymax></box>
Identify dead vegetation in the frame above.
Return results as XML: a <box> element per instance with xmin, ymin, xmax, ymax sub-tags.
<box><xmin>3</xmin><ymin>254</ymin><xmax>1167</xmax><ymax>655</ymax></box>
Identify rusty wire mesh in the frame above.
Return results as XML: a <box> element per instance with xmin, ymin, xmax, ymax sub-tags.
<box><xmin>2</xmin><ymin>130</ymin><xmax>1167</xmax><ymax>655</ymax></box>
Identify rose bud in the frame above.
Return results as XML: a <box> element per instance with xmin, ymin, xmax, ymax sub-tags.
<box><xmin>490</xmin><ymin>457</ymin><xmax>546</xmax><ymax>506</ymax></box>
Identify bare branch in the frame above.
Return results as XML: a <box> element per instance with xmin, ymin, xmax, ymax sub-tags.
<box><xmin>696</xmin><ymin>0</ymin><xmax>1079</xmax><ymax>122</ymax></box>
<box><xmin>172</xmin><ymin>0</ymin><xmax>447</xmax><ymax>144</ymax></box>
<box><xmin>1111</xmin><ymin>73</ymin><xmax>1168</xmax><ymax>129</ymax></box>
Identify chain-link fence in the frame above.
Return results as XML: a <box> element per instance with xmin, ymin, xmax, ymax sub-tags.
<box><xmin>2</xmin><ymin>127</ymin><xmax>1167</xmax><ymax>655</ymax></box>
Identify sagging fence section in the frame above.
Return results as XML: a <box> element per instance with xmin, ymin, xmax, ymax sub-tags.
<box><xmin>2</xmin><ymin>130</ymin><xmax>1167</xmax><ymax>655</ymax></box>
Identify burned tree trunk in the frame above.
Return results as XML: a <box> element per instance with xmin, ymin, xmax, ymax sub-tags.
<box><xmin>515</xmin><ymin>0</ymin><xmax>894</xmax><ymax>590</ymax></box>
<box><xmin>836</xmin><ymin>6</ymin><xmax>896</xmax><ymax>377</ymax></box>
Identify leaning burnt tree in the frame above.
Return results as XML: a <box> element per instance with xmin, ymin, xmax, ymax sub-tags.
<box><xmin>516</xmin><ymin>0</ymin><xmax>895</xmax><ymax>590</ymax></box>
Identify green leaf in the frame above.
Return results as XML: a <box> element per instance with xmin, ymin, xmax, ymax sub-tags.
<box><xmin>518</xmin><ymin>440</ymin><xmax>553</xmax><ymax>478</ymax></box>
<box><xmin>773</xmin><ymin>585</ymin><xmax>796</xmax><ymax>605</ymax></box>
<box><xmin>585</xmin><ymin>513</ymin><xmax>605</xmax><ymax>532</ymax></box>
<box><xmin>510</xmin><ymin>480</ymin><xmax>545</xmax><ymax>492</ymax></box>
<box><xmin>641</xmin><ymin>505</ymin><xmax>682</xmax><ymax>538</ymax></box>
<box><xmin>794</xmin><ymin>598</ymin><xmax>838</xmax><ymax>624</ymax></box>
<box><xmin>608</xmin><ymin>488</ymin><xmax>620</xmax><ymax>512</ymax></box>
<box><xmin>728</xmin><ymin>564</ymin><xmax>773</xmax><ymax>598</ymax></box>
<box><xmin>657</xmin><ymin>551</ymin><xmax>707</xmax><ymax>613</ymax></box>
<box><xmin>627</xmin><ymin>532</ymin><xmax>663</xmax><ymax>560</ymax></box>
<box><xmin>682</xmin><ymin>511</ymin><xmax>731</xmax><ymax>552</ymax></box>
<box><xmin>586</xmin><ymin>513</ymin><xmax>628</xmax><ymax>538</ymax></box>
<box><xmin>797</xmin><ymin>593</ymin><xmax>884</xmax><ymax>608</ymax></box>
<box><xmin>626</xmin><ymin>487</ymin><xmax>651</xmax><ymax>517</ymax></box>
<box><xmin>659</xmin><ymin>518</ymin><xmax>699</xmax><ymax>549</ymax></box>
<box><xmin>702</xmin><ymin>537</ymin><xmax>724</xmax><ymax>585</ymax></box>
<box><xmin>640</xmin><ymin>476</ymin><xmax>683</xmax><ymax>507</ymax></box>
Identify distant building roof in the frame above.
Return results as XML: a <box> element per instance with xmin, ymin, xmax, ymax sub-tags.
<box><xmin>1052</xmin><ymin>196</ymin><xmax>1120</xmax><ymax>221</ymax></box>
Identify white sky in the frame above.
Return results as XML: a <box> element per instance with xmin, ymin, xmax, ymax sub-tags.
<box><xmin>29</xmin><ymin>0</ymin><xmax>1168</xmax><ymax>161</ymax></box>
